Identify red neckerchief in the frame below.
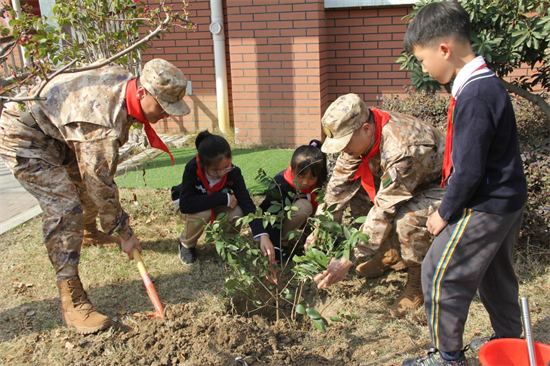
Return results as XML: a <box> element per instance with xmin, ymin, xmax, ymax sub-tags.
<box><xmin>125</xmin><ymin>79</ymin><xmax>174</xmax><ymax>165</ymax></box>
<box><xmin>195</xmin><ymin>156</ymin><xmax>229</xmax><ymax>223</ymax></box>
<box><xmin>283</xmin><ymin>166</ymin><xmax>318</xmax><ymax>212</ymax></box>
<box><xmin>350</xmin><ymin>108</ymin><xmax>391</xmax><ymax>203</ymax></box>
<box><xmin>441</xmin><ymin>63</ymin><xmax>487</xmax><ymax>186</ymax></box>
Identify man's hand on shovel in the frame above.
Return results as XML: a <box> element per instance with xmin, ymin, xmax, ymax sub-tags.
<box><xmin>121</xmin><ymin>234</ymin><xmax>142</xmax><ymax>260</ymax></box>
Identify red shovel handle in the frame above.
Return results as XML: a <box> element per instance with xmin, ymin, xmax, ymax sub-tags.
<box><xmin>133</xmin><ymin>249</ymin><xmax>165</xmax><ymax>318</ymax></box>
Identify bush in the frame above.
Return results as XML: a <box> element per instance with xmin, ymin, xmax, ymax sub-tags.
<box><xmin>381</xmin><ymin>91</ymin><xmax>549</xmax><ymax>251</ymax></box>
<box><xmin>379</xmin><ymin>87</ymin><xmax>449</xmax><ymax>131</ymax></box>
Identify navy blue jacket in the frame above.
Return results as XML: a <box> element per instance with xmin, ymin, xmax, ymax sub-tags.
<box><xmin>438</xmin><ymin>71</ymin><xmax>527</xmax><ymax>222</ymax></box>
<box><xmin>171</xmin><ymin>157</ymin><xmax>264</xmax><ymax>236</ymax></box>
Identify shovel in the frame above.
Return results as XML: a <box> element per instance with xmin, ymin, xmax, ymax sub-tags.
<box><xmin>521</xmin><ymin>297</ymin><xmax>536</xmax><ymax>366</ymax></box>
<box><xmin>133</xmin><ymin>249</ymin><xmax>165</xmax><ymax>318</ymax></box>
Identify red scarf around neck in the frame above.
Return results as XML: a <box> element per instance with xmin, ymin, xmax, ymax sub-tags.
<box><xmin>350</xmin><ymin>108</ymin><xmax>391</xmax><ymax>203</ymax></box>
<box><xmin>283</xmin><ymin>167</ymin><xmax>318</xmax><ymax>212</ymax></box>
<box><xmin>441</xmin><ymin>63</ymin><xmax>487</xmax><ymax>187</ymax></box>
<box><xmin>195</xmin><ymin>156</ymin><xmax>229</xmax><ymax>223</ymax></box>
<box><xmin>125</xmin><ymin>79</ymin><xmax>174</xmax><ymax>165</ymax></box>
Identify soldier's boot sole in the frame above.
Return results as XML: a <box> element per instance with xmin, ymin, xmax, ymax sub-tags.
<box><xmin>356</xmin><ymin>249</ymin><xmax>407</xmax><ymax>279</ymax></box>
<box><xmin>389</xmin><ymin>291</ymin><xmax>423</xmax><ymax>318</ymax></box>
<box><xmin>62</xmin><ymin>313</ymin><xmax>112</xmax><ymax>335</ymax></box>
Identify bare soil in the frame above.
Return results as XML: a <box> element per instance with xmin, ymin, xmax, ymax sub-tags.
<box><xmin>1</xmin><ymin>188</ymin><xmax>549</xmax><ymax>366</ymax></box>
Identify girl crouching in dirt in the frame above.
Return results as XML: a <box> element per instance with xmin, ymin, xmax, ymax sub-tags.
<box><xmin>171</xmin><ymin>130</ymin><xmax>277</xmax><ymax>275</ymax></box>
<box><xmin>259</xmin><ymin>140</ymin><xmax>327</xmax><ymax>264</ymax></box>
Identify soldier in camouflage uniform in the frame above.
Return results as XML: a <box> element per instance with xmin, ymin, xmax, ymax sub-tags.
<box><xmin>309</xmin><ymin>93</ymin><xmax>446</xmax><ymax>317</ymax></box>
<box><xmin>0</xmin><ymin>58</ymin><xmax>190</xmax><ymax>333</ymax></box>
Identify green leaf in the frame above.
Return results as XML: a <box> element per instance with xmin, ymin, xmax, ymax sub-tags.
<box><xmin>224</xmin><ymin>278</ymin><xmax>238</xmax><ymax>290</ymax></box>
<box><xmin>306</xmin><ymin>307</ymin><xmax>322</xmax><ymax>320</ymax></box>
<box><xmin>329</xmin><ymin>316</ymin><xmax>343</xmax><ymax>322</ymax></box>
<box><xmin>312</xmin><ymin>318</ymin><xmax>327</xmax><ymax>332</ymax></box>
<box><xmin>215</xmin><ymin>240</ymin><xmax>224</xmax><ymax>255</ymax></box>
<box><xmin>295</xmin><ymin>303</ymin><xmax>306</xmax><ymax>315</ymax></box>
<box><xmin>343</xmin><ymin>226</ymin><xmax>350</xmax><ymax>240</ymax></box>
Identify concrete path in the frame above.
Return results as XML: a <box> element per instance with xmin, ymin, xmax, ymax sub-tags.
<box><xmin>0</xmin><ymin>134</ymin><xmax>191</xmax><ymax>235</ymax></box>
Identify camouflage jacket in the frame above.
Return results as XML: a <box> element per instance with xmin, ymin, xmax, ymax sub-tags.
<box><xmin>2</xmin><ymin>64</ymin><xmax>136</xmax><ymax>239</ymax></box>
<box><xmin>321</xmin><ymin>109</ymin><xmax>445</xmax><ymax>249</ymax></box>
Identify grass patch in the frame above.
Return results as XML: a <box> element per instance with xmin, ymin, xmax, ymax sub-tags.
<box><xmin>115</xmin><ymin>147</ymin><xmax>294</xmax><ymax>194</ymax></box>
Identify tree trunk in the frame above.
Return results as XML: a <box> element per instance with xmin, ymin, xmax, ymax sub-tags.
<box><xmin>501</xmin><ymin>79</ymin><xmax>550</xmax><ymax>143</ymax></box>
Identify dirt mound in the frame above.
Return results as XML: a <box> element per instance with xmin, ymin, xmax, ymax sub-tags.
<box><xmin>61</xmin><ymin>302</ymin><xmax>354</xmax><ymax>366</ymax></box>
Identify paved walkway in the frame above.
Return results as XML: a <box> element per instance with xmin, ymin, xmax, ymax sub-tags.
<box><xmin>0</xmin><ymin>133</ymin><xmax>191</xmax><ymax>235</ymax></box>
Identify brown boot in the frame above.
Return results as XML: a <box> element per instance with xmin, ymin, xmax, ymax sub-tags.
<box><xmin>83</xmin><ymin>223</ymin><xmax>121</xmax><ymax>247</ymax></box>
<box><xmin>355</xmin><ymin>245</ymin><xmax>406</xmax><ymax>278</ymax></box>
<box><xmin>57</xmin><ymin>278</ymin><xmax>112</xmax><ymax>334</ymax></box>
<box><xmin>390</xmin><ymin>265</ymin><xmax>423</xmax><ymax>318</ymax></box>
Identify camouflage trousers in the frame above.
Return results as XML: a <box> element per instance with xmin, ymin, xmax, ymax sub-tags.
<box><xmin>350</xmin><ymin>184</ymin><xmax>445</xmax><ymax>266</ymax></box>
<box><xmin>0</xmin><ymin>119</ymin><xmax>99</xmax><ymax>281</ymax></box>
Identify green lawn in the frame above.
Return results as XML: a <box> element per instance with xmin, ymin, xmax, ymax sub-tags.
<box><xmin>115</xmin><ymin>147</ymin><xmax>294</xmax><ymax>194</ymax></box>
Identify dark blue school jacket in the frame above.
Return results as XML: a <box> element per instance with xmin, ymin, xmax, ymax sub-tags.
<box><xmin>171</xmin><ymin>157</ymin><xmax>264</xmax><ymax>236</ymax></box>
<box><xmin>438</xmin><ymin>71</ymin><xmax>527</xmax><ymax>222</ymax></box>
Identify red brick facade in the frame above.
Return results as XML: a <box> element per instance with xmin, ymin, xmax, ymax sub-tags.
<box><xmin>146</xmin><ymin>0</ymin><xmax>414</xmax><ymax>146</ymax></box>
<box><xmin>1</xmin><ymin>0</ymin><xmax>537</xmax><ymax>147</ymax></box>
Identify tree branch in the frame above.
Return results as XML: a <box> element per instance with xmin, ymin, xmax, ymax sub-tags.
<box><xmin>501</xmin><ymin>78</ymin><xmax>550</xmax><ymax>141</ymax></box>
<box><xmin>1</xmin><ymin>12</ymin><xmax>172</xmax><ymax>104</ymax></box>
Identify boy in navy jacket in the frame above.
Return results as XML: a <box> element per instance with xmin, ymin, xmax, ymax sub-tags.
<box><xmin>402</xmin><ymin>2</ymin><xmax>527</xmax><ymax>365</ymax></box>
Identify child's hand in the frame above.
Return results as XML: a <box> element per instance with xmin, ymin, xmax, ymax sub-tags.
<box><xmin>427</xmin><ymin>210</ymin><xmax>448</xmax><ymax>236</ymax></box>
<box><xmin>260</xmin><ymin>236</ymin><xmax>278</xmax><ymax>284</ymax></box>
<box><xmin>260</xmin><ymin>235</ymin><xmax>275</xmax><ymax>264</ymax></box>
<box><xmin>266</xmin><ymin>263</ymin><xmax>278</xmax><ymax>285</ymax></box>
<box><xmin>228</xmin><ymin>194</ymin><xmax>238</xmax><ymax>209</ymax></box>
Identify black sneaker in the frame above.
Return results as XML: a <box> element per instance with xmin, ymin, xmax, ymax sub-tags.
<box><xmin>403</xmin><ymin>348</ymin><xmax>468</xmax><ymax>366</ymax></box>
<box><xmin>179</xmin><ymin>244</ymin><xmax>197</xmax><ymax>265</ymax></box>
<box><xmin>469</xmin><ymin>333</ymin><xmax>496</xmax><ymax>354</ymax></box>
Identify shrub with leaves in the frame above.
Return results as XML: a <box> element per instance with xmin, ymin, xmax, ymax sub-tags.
<box><xmin>379</xmin><ymin>86</ymin><xmax>449</xmax><ymax>131</ymax></box>
<box><xmin>205</xmin><ymin>170</ymin><xmax>365</xmax><ymax>332</ymax></box>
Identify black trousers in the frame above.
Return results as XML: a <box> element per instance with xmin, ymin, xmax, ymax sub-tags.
<box><xmin>422</xmin><ymin>206</ymin><xmax>524</xmax><ymax>353</ymax></box>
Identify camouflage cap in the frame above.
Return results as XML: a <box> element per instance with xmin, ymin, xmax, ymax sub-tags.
<box><xmin>140</xmin><ymin>58</ymin><xmax>190</xmax><ymax>116</ymax></box>
<box><xmin>321</xmin><ymin>93</ymin><xmax>369</xmax><ymax>154</ymax></box>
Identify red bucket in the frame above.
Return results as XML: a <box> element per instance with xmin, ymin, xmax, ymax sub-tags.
<box><xmin>479</xmin><ymin>338</ymin><xmax>550</xmax><ymax>366</ymax></box>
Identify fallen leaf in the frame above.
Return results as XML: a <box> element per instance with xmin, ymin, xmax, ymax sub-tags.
<box><xmin>26</xmin><ymin>310</ymin><xmax>35</xmax><ymax>317</ymax></box>
<box><xmin>5</xmin><ymin>355</ymin><xmax>15</xmax><ymax>360</ymax></box>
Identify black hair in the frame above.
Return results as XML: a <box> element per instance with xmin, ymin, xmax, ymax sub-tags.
<box><xmin>404</xmin><ymin>1</ymin><xmax>471</xmax><ymax>53</ymax></box>
<box><xmin>290</xmin><ymin>139</ymin><xmax>327</xmax><ymax>186</ymax></box>
<box><xmin>194</xmin><ymin>130</ymin><xmax>232</xmax><ymax>168</ymax></box>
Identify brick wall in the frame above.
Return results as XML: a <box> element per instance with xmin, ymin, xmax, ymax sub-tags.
<box><xmin>322</xmin><ymin>6</ymin><xmax>412</xmax><ymax>108</ymax></box>
<box><xmin>150</xmin><ymin>0</ymin><xmax>416</xmax><ymax>146</ymax></box>
<box><xmin>99</xmin><ymin>1</ymin><xmax>544</xmax><ymax>147</ymax></box>
<box><xmin>226</xmin><ymin>0</ymin><xmax>325</xmax><ymax>146</ymax></box>
<box><xmin>142</xmin><ymin>0</ymin><xmax>223</xmax><ymax>134</ymax></box>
